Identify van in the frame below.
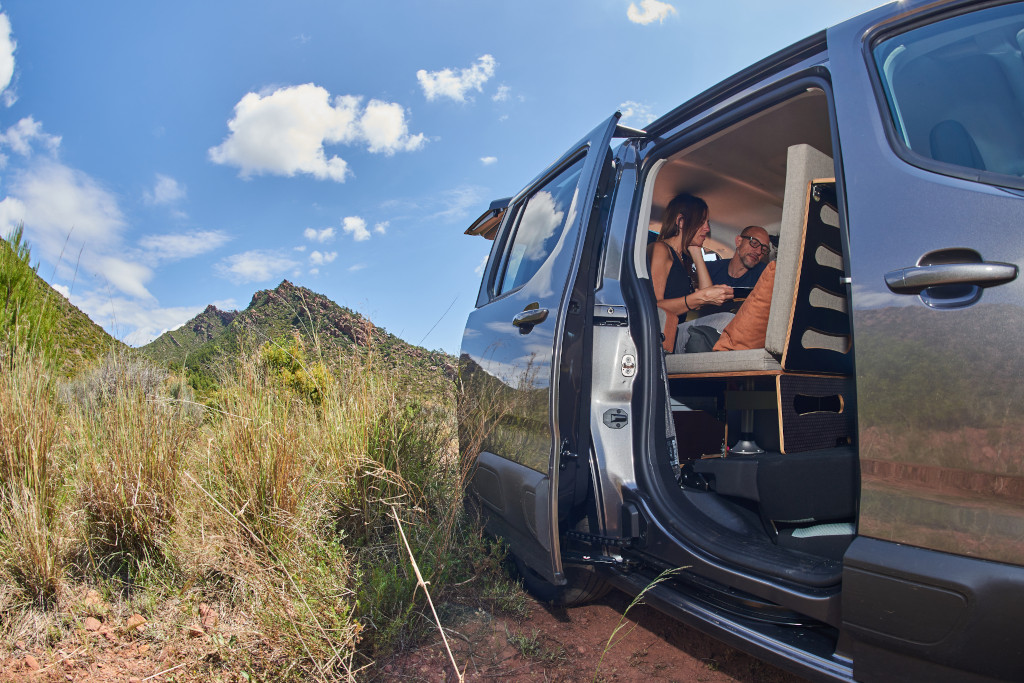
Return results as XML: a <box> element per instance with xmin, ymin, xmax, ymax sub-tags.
<box><xmin>458</xmin><ymin>1</ymin><xmax>1024</xmax><ymax>680</ymax></box>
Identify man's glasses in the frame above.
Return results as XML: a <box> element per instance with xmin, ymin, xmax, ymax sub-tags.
<box><xmin>740</xmin><ymin>235</ymin><xmax>769</xmax><ymax>253</ymax></box>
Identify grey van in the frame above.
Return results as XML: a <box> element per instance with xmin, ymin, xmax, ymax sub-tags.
<box><xmin>458</xmin><ymin>1</ymin><xmax>1024</xmax><ymax>680</ymax></box>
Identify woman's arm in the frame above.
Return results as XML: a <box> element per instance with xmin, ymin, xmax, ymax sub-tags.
<box><xmin>688</xmin><ymin>245</ymin><xmax>712</xmax><ymax>290</ymax></box>
<box><xmin>651</xmin><ymin>242</ymin><xmax>733</xmax><ymax>314</ymax></box>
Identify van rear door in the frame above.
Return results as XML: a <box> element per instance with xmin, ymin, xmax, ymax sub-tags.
<box><xmin>459</xmin><ymin>114</ymin><xmax>619</xmax><ymax>585</ymax></box>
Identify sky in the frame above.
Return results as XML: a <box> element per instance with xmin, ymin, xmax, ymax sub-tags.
<box><xmin>0</xmin><ymin>0</ymin><xmax>885</xmax><ymax>354</ymax></box>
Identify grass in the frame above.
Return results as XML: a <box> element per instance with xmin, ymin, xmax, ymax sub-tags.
<box><xmin>506</xmin><ymin>627</ymin><xmax>566</xmax><ymax>665</ymax></box>
<box><xmin>0</xmin><ymin>336</ymin><xmax>519</xmax><ymax>681</ymax></box>
<box><xmin>0</xmin><ymin>230</ymin><xmax>525</xmax><ymax>681</ymax></box>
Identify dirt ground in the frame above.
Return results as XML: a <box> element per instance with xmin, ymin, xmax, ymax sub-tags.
<box><xmin>383</xmin><ymin>589</ymin><xmax>808</xmax><ymax>682</ymax></box>
<box><xmin>0</xmin><ymin>588</ymin><xmax>808</xmax><ymax>682</ymax></box>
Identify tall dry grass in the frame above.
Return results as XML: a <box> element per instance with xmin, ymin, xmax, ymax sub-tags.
<box><xmin>0</xmin><ymin>333</ymin><xmax>513</xmax><ymax>681</ymax></box>
<box><xmin>0</xmin><ymin>347</ymin><xmax>65</xmax><ymax>606</ymax></box>
<box><xmin>67</xmin><ymin>352</ymin><xmax>198</xmax><ymax>570</ymax></box>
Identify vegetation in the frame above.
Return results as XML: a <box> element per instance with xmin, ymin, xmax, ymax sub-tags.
<box><xmin>0</xmin><ymin>231</ymin><xmax>522</xmax><ymax>681</ymax></box>
<box><xmin>0</xmin><ymin>225</ymin><xmax>122</xmax><ymax>375</ymax></box>
<box><xmin>139</xmin><ymin>280</ymin><xmax>456</xmax><ymax>400</ymax></box>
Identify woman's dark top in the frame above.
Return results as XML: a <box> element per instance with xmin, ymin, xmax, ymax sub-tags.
<box><xmin>653</xmin><ymin>242</ymin><xmax>695</xmax><ymax>323</ymax></box>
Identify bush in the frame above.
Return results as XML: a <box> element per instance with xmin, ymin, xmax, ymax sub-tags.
<box><xmin>0</xmin><ymin>225</ymin><xmax>56</xmax><ymax>368</ymax></box>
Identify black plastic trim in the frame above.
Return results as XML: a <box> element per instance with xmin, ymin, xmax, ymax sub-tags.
<box><xmin>843</xmin><ymin>536</ymin><xmax>1024</xmax><ymax>682</ymax></box>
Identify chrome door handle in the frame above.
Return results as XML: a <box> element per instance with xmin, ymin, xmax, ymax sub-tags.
<box><xmin>512</xmin><ymin>307</ymin><xmax>549</xmax><ymax>327</ymax></box>
<box><xmin>884</xmin><ymin>262</ymin><xmax>1018</xmax><ymax>294</ymax></box>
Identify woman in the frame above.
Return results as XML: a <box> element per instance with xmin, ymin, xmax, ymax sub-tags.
<box><xmin>649</xmin><ymin>193</ymin><xmax>734</xmax><ymax>352</ymax></box>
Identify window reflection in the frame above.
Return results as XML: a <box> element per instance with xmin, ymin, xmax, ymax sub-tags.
<box><xmin>498</xmin><ymin>157</ymin><xmax>584</xmax><ymax>294</ymax></box>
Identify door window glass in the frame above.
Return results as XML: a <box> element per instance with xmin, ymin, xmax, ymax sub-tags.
<box><xmin>873</xmin><ymin>4</ymin><xmax>1024</xmax><ymax>185</ymax></box>
<box><xmin>496</xmin><ymin>157</ymin><xmax>585</xmax><ymax>295</ymax></box>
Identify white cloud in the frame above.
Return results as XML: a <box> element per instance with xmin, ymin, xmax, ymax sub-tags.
<box><xmin>294</xmin><ymin>245</ymin><xmax>306</xmax><ymax>252</ymax></box>
<box><xmin>360</xmin><ymin>99</ymin><xmax>426</xmax><ymax>155</ymax></box>
<box><xmin>308</xmin><ymin>267</ymin><xmax>319</xmax><ymax>275</ymax></box>
<box><xmin>215</xmin><ymin>249</ymin><xmax>299</xmax><ymax>284</ymax></box>
<box><xmin>67</xmin><ymin>290</ymin><xmax>210</xmax><ymax>347</ymax></box>
<box><xmin>430</xmin><ymin>186</ymin><xmax>485</xmax><ymax>221</ymax></box>
<box><xmin>348</xmin><ymin>263</ymin><xmax>366</xmax><ymax>272</ymax></box>
<box><xmin>342</xmin><ymin>216</ymin><xmax>370</xmax><ymax>242</ymax></box>
<box><xmin>480</xmin><ymin>156</ymin><xmax>497</xmax><ymax>166</ymax></box>
<box><xmin>303</xmin><ymin>226</ymin><xmax>335</xmax><ymax>243</ymax></box>
<box><xmin>492</xmin><ymin>85</ymin><xmax>510</xmax><ymax>103</ymax></box>
<box><xmin>0</xmin><ymin>161</ymin><xmax>143</xmax><ymax>296</ymax></box>
<box><xmin>144</xmin><ymin>173</ymin><xmax>186</xmax><ymax>205</ymax></box>
<box><xmin>97</xmin><ymin>255</ymin><xmax>154</xmax><ymax>301</ymax></box>
<box><xmin>309</xmin><ymin>250</ymin><xmax>336</xmax><ymax>266</ymax></box>
<box><xmin>0</xmin><ymin>117</ymin><xmax>60</xmax><ymax>157</ymax></box>
<box><xmin>380</xmin><ymin>185</ymin><xmax>485</xmax><ymax>225</ymax></box>
<box><xmin>208</xmin><ymin>83</ymin><xmax>425</xmax><ymax>182</ymax></box>
<box><xmin>138</xmin><ymin>230</ymin><xmax>230</xmax><ymax>263</ymax></box>
<box><xmin>373</xmin><ymin>221</ymin><xmax>388</xmax><ymax>235</ymax></box>
<box><xmin>0</xmin><ymin>11</ymin><xmax>15</xmax><ymax>105</ymax></box>
<box><xmin>618</xmin><ymin>100</ymin><xmax>655</xmax><ymax>128</ymax></box>
<box><xmin>474</xmin><ymin>254</ymin><xmax>488</xmax><ymax>275</ymax></box>
<box><xmin>627</xmin><ymin>0</ymin><xmax>677</xmax><ymax>25</ymax></box>
<box><xmin>51</xmin><ymin>282</ymin><xmax>70</xmax><ymax>299</ymax></box>
<box><xmin>417</xmin><ymin>55</ymin><xmax>496</xmax><ymax>103</ymax></box>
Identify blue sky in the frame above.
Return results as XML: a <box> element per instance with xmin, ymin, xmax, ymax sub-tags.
<box><xmin>0</xmin><ymin>0</ymin><xmax>883</xmax><ymax>353</ymax></box>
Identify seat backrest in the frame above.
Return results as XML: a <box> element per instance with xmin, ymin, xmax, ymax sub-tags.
<box><xmin>765</xmin><ymin>144</ymin><xmax>834</xmax><ymax>356</ymax></box>
<box><xmin>765</xmin><ymin>145</ymin><xmax>852</xmax><ymax>375</ymax></box>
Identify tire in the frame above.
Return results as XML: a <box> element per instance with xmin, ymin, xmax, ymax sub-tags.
<box><xmin>512</xmin><ymin>554</ymin><xmax>611</xmax><ymax>607</ymax></box>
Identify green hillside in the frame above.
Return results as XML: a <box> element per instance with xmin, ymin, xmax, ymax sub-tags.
<box><xmin>141</xmin><ymin>279</ymin><xmax>456</xmax><ymax>381</ymax></box>
<box><xmin>1</xmin><ymin>229</ymin><xmax>123</xmax><ymax>375</ymax></box>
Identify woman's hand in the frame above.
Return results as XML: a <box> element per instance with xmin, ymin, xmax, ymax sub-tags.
<box><xmin>686</xmin><ymin>245</ymin><xmax>706</xmax><ymax>261</ymax></box>
<box><xmin>694</xmin><ymin>284</ymin><xmax>734</xmax><ymax>307</ymax></box>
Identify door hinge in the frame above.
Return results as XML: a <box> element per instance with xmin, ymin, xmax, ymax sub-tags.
<box><xmin>562</xmin><ymin>550</ymin><xmax>637</xmax><ymax>569</ymax></box>
<box><xmin>566</xmin><ymin>529</ymin><xmax>635</xmax><ymax>549</ymax></box>
<box><xmin>559</xmin><ymin>439</ymin><xmax>578</xmax><ymax>471</ymax></box>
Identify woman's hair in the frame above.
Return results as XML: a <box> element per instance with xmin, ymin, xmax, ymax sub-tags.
<box><xmin>658</xmin><ymin>193</ymin><xmax>709</xmax><ymax>247</ymax></box>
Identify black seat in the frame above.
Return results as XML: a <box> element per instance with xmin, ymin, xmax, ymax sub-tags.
<box><xmin>930</xmin><ymin>119</ymin><xmax>986</xmax><ymax>170</ymax></box>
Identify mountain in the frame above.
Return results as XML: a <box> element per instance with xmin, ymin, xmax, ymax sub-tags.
<box><xmin>140</xmin><ymin>280</ymin><xmax>456</xmax><ymax>378</ymax></box>
<box><xmin>44</xmin><ymin>282</ymin><xmax>126</xmax><ymax>374</ymax></box>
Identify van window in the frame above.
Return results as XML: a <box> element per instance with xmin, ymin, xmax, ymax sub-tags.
<box><xmin>873</xmin><ymin>3</ymin><xmax>1024</xmax><ymax>184</ymax></box>
<box><xmin>495</xmin><ymin>156</ymin><xmax>585</xmax><ymax>296</ymax></box>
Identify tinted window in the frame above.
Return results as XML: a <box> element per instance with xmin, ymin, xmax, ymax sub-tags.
<box><xmin>874</xmin><ymin>3</ymin><xmax>1024</xmax><ymax>184</ymax></box>
<box><xmin>496</xmin><ymin>157</ymin><xmax>585</xmax><ymax>295</ymax></box>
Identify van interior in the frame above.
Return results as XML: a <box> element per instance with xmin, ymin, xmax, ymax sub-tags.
<box><xmin>638</xmin><ymin>86</ymin><xmax>859</xmax><ymax>589</ymax></box>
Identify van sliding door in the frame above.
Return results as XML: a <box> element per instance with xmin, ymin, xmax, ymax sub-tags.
<box><xmin>460</xmin><ymin>114</ymin><xmax>619</xmax><ymax>585</ymax></box>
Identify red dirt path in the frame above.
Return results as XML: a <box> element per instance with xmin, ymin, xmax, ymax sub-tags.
<box><xmin>383</xmin><ymin>589</ymin><xmax>809</xmax><ymax>682</ymax></box>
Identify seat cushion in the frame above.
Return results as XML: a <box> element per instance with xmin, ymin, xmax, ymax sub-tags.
<box><xmin>714</xmin><ymin>262</ymin><xmax>776</xmax><ymax>351</ymax></box>
<box><xmin>665</xmin><ymin>348</ymin><xmax>781</xmax><ymax>375</ymax></box>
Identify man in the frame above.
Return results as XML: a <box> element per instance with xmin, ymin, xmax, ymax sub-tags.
<box><xmin>693</xmin><ymin>225</ymin><xmax>770</xmax><ymax>321</ymax></box>
<box><xmin>706</xmin><ymin>225</ymin><xmax>771</xmax><ymax>288</ymax></box>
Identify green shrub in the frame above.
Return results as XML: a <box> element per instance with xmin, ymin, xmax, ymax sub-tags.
<box><xmin>0</xmin><ymin>225</ymin><xmax>56</xmax><ymax>368</ymax></box>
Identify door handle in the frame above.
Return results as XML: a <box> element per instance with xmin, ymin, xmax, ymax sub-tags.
<box><xmin>512</xmin><ymin>306</ymin><xmax>549</xmax><ymax>328</ymax></box>
<box><xmin>885</xmin><ymin>262</ymin><xmax>1018</xmax><ymax>295</ymax></box>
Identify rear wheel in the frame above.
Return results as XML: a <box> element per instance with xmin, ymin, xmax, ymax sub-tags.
<box><xmin>512</xmin><ymin>554</ymin><xmax>611</xmax><ymax>606</ymax></box>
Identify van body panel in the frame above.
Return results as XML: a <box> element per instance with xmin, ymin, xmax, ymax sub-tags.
<box><xmin>830</xmin><ymin>0</ymin><xmax>1024</xmax><ymax>567</ymax></box>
